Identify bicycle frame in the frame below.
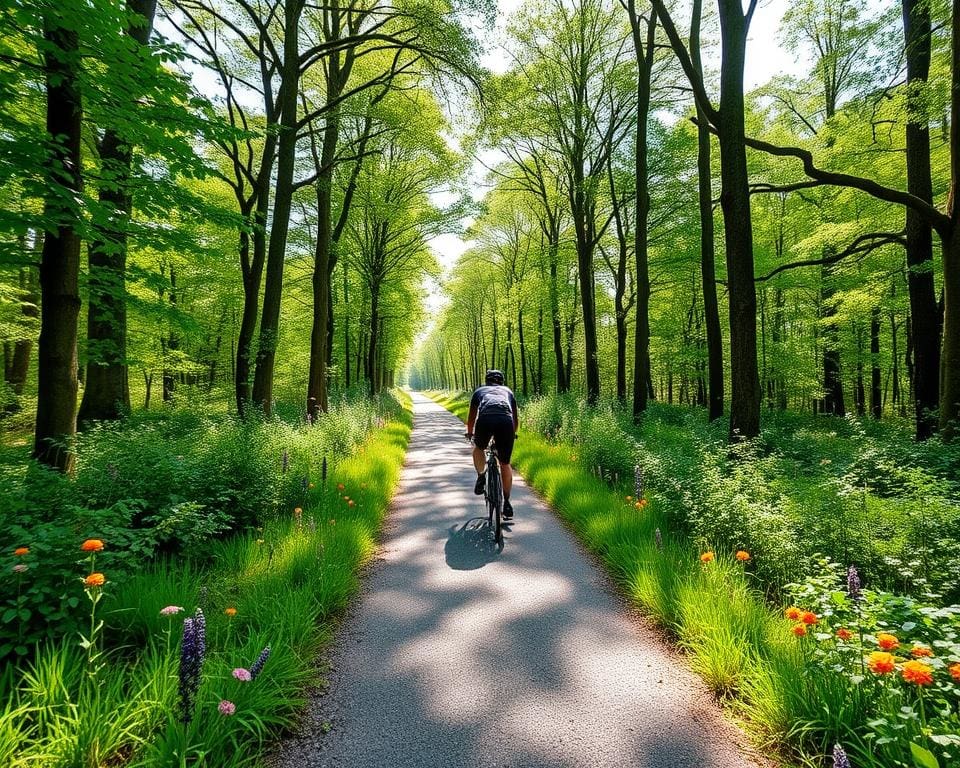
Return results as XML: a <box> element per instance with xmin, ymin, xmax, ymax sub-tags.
<box><xmin>483</xmin><ymin>438</ymin><xmax>503</xmax><ymax>545</ymax></box>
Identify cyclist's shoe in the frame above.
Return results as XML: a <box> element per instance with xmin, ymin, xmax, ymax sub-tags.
<box><xmin>502</xmin><ymin>499</ymin><xmax>514</xmax><ymax>520</ymax></box>
<box><xmin>474</xmin><ymin>475</ymin><xmax>485</xmax><ymax>495</ymax></box>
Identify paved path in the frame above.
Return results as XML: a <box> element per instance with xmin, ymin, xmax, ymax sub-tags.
<box><xmin>272</xmin><ymin>393</ymin><xmax>768</xmax><ymax>768</ymax></box>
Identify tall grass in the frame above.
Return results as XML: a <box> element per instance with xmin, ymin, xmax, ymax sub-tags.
<box><xmin>0</xmin><ymin>391</ymin><xmax>413</xmax><ymax>767</ymax></box>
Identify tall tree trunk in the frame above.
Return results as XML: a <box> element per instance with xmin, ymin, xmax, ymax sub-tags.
<box><xmin>821</xmin><ymin>260</ymin><xmax>846</xmax><ymax>415</ymax></box>
<box><xmin>252</xmin><ymin>0</ymin><xmax>304</xmax><ymax>415</ymax></box>
<box><xmin>78</xmin><ymin>0</ymin><xmax>158</xmax><ymax>425</ymax></box>
<box><xmin>367</xmin><ymin>285</ymin><xmax>380</xmax><ymax>396</ymax></box>
<box><xmin>549</xmin><ymin>244</ymin><xmax>567</xmax><ymax>392</ymax></box>
<box><xmin>902</xmin><ymin>0</ymin><xmax>941</xmax><ymax>439</ymax></box>
<box><xmin>717</xmin><ymin>0</ymin><xmax>761</xmax><ymax>440</ymax></box>
<box><xmin>34</xmin><ymin>10</ymin><xmax>83</xmax><ymax>472</ymax></box>
<box><xmin>162</xmin><ymin>267</ymin><xmax>178</xmax><ymax>401</ymax></box>
<box><xmin>691</xmin><ymin>0</ymin><xmax>723</xmax><ymax>421</ymax></box>
<box><xmin>518</xmin><ymin>306</ymin><xmax>528</xmax><ymax>397</ymax></box>
<box><xmin>5</xmin><ymin>264</ymin><xmax>39</xmax><ymax>407</ymax></box>
<box><xmin>871</xmin><ymin>307</ymin><xmax>882</xmax><ymax>418</ymax></box>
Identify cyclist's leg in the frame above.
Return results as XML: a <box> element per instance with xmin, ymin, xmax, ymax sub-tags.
<box><xmin>492</xmin><ymin>419</ymin><xmax>516</xmax><ymax>516</ymax></box>
<box><xmin>471</xmin><ymin>419</ymin><xmax>493</xmax><ymax>494</ymax></box>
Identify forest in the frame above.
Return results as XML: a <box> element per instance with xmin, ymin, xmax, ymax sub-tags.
<box><xmin>1</xmin><ymin>0</ymin><xmax>959</xmax><ymax>765</ymax></box>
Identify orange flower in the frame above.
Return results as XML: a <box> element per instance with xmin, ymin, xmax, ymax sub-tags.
<box><xmin>901</xmin><ymin>660</ymin><xmax>934</xmax><ymax>686</ymax></box>
<box><xmin>14</xmin><ymin>547</ymin><xmax>29</xmax><ymax>556</ymax></box>
<box><xmin>910</xmin><ymin>646</ymin><xmax>934</xmax><ymax>658</ymax></box>
<box><xmin>836</xmin><ymin>628</ymin><xmax>854</xmax><ymax>641</ymax></box>
<box><xmin>949</xmin><ymin>663</ymin><xmax>960</xmax><ymax>682</ymax></box>
<box><xmin>876</xmin><ymin>633</ymin><xmax>899</xmax><ymax>651</ymax></box>
<box><xmin>785</xmin><ymin>606</ymin><xmax>802</xmax><ymax>621</ymax></box>
<box><xmin>735</xmin><ymin>550</ymin><xmax>750</xmax><ymax>562</ymax></box>
<box><xmin>336</xmin><ymin>483</ymin><xmax>345</xmax><ymax>491</ymax></box>
<box><xmin>81</xmin><ymin>539</ymin><xmax>104</xmax><ymax>552</ymax></box>
<box><xmin>801</xmin><ymin>611</ymin><xmax>818</xmax><ymax>625</ymax></box>
<box><xmin>348</xmin><ymin>500</ymin><xmax>355</xmax><ymax>507</ymax></box>
<box><xmin>84</xmin><ymin>573</ymin><xmax>105</xmax><ymax>587</ymax></box>
<box><xmin>700</xmin><ymin>552</ymin><xmax>714</xmax><ymax>563</ymax></box>
<box><xmin>294</xmin><ymin>507</ymin><xmax>302</xmax><ymax>515</ymax></box>
<box><xmin>224</xmin><ymin>607</ymin><xmax>237</xmax><ymax>617</ymax></box>
<box><xmin>867</xmin><ymin>651</ymin><xmax>895</xmax><ymax>674</ymax></box>
<box><xmin>792</xmin><ymin>624</ymin><xmax>807</xmax><ymax>638</ymax></box>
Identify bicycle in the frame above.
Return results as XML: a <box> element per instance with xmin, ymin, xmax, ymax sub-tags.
<box><xmin>466</xmin><ymin>432</ymin><xmax>503</xmax><ymax>545</ymax></box>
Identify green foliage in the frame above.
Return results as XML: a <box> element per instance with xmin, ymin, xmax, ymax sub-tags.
<box><xmin>0</xmin><ymin>392</ymin><xmax>413</xmax><ymax>767</ymax></box>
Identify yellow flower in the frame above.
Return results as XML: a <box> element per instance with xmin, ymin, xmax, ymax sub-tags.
<box><xmin>84</xmin><ymin>573</ymin><xmax>105</xmax><ymax>587</ymax></box>
<box><xmin>700</xmin><ymin>551</ymin><xmax>714</xmax><ymax>563</ymax></box>
<box><xmin>224</xmin><ymin>607</ymin><xmax>237</xmax><ymax>617</ymax></box>
<box><xmin>81</xmin><ymin>539</ymin><xmax>104</xmax><ymax>552</ymax></box>
<box><xmin>867</xmin><ymin>651</ymin><xmax>895</xmax><ymax>674</ymax></box>
<box><xmin>876</xmin><ymin>633</ymin><xmax>899</xmax><ymax>651</ymax></box>
<box><xmin>784</xmin><ymin>606</ymin><xmax>802</xmax><ymax>621</ymax></box>
<box><xmin>901</xmin><ymin>660</ymin><xmax>934</xmax><ymax>686</ymax></box>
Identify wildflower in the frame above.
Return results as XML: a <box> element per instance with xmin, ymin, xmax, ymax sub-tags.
<box><xmin>876</xmin><ymin>633</ymin><xmax>899</xmax><ymax>651</ymax></box>
<box><xmin>337</xmin><ymin>483</ymin><xmax>345</xmax><ymax>492</ymax></box>
<box><xmin>81</xmin><ymin>539</ymin><xmax>104</xmax><ymax>552</ymax></box>
<box><xmin>735</xmin><ymin>550</ymin><xmax>750</xmax><ymax>562</ymax></box>
<box><xmin>949</xmin><ymin>663</ymin><xmax>960</xmax><ymax>682</ymax></box>
<box><xmin>160</xmin><ymin>605</ymin><xmax>184</xmax><ymax>616</ymax></box>
<box><xmin>626</xmin><ymin>495</ymin><xmax>633</xmax><ymax>502</ymax></box>
<box><xmin>836</xmin><ymin>628</ymin><xmax>853</xmax><ymax>641</ymax></box>
<box><xmin>84</xmin><ymin>573</ymin><xmax>105</xmax><ymax>587</ymax></box>
<box><xmin>232</xmin><ymin>667</ymin><xmax>252</xmax><ymax>682</ymax></box>
<box><xmin>294</xmin><ymin>507</ymin><xmax>303</xmax><ymax>523</ymax></box>
<box><xmin>901</xmin><ymin>660</ymin><xmax>934</xmax><ymax>686</ymax></box>
<box><xmin>179</xmin><ymin>609</ymin><xmax>206</xmax><ymax>723</ymax></box>
<box><xmin>14</xmin><ymin>547</ymin><xmax>29</xmax><ymax>556</ymax></box>
<box><xmin>348</xmin><ymin>500</ymin><xmax>355</xmax><ymax>507</ymax></box>
<box><xmin>329</xmin><ymin>519</ymin><xmax>336</xmax><ymax>526</ymax></box>
<box><xmin>224</xmin><ymin>607</ymin><xmax>237</xmax><ymax>617</ymax></box>
<box><xmin>218</xmin><ymin>700</ymin><xmax>236</xmax><ymax>716</ymax></box>
<box><xmin>343</xmin><ymin>496</ymin><xmax>349</xmax><ymax>501</ymax></box>
<box><xmin>654</xmin><ymin>528</ymin><xmax>662</xmax><ymax>552</ymax></box>
<box><xmin>785</xmin><ymin>606</ymin><xmax>802</xmax><ymax>621</ymax></box>
<box><xmin>833</xmin><ymin>744</ymin><xmax>851</xmax><ymax>768</ymax></box>
<box><xmin>867</xmin><ymin>651</ymin><xmax>895</xmax><ymax>674</ymax></box>
<box><xmin>309</xmin><ymin>483</ymin><xmax>315</xmax><ymax>489</ymax></box>
<box><xmin>847</xmin><ymin>565</ymin><xmax>861</xmax><ymax>601</ymax></box>
<box><xmin>801</xmin><ymin>611</ymin><xmax>818</xmax><ymax>625</ymax></box>
<box><xmin>910</xmin><ymin>646</ymin><xmax>934</xmax><ymax>658</ymax></box>
<box><xmin>256</xmin><ymin>539</ymin><xmax>265</xmax><ymax>545</ymax></box>
<box><xmin>792</xmin><ymin>624</ymin><xmax>807</xmax><ymax>638</ymax></box>
<box><xmin>700</xmin><ymin>552</ymin><xmax>714</xmax><ymax>563</ymax></box>
<box><xmin>249</xmin><ymin>646</ymin><xmax>271</xmax><ymax>680</ymax></box>
<box><xmin>12</xmin><ymin>564</ymin><xmax>28</xmax><ymax>574</ymax></box>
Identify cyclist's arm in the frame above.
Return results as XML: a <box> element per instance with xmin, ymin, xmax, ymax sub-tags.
<box><xmin>466</xmin><ymin>403</ymin><xmax>478</xmax><ymax>436</ymax></box>
<box><xmin>511</xmin><ymin>398</ymin><xmax>519</xmax><ymax>434</ymax></box>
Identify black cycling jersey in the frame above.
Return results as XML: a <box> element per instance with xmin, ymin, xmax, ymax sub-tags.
<box><xmin>470</xmin><ymin>385</ymin><xmax>517</xmax><ymax>418</ymax></box>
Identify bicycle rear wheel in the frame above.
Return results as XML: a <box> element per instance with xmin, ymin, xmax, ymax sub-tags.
<box><xmin>486</xmin><ymin>463</ymin><xmax>503</xmax><ymax>544</ymax></box>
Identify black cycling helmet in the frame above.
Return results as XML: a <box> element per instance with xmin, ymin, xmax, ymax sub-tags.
<box><xmin>485</xmin><ymin>369</ymin><xmax>505</xmax><ymax>385</ymax></box>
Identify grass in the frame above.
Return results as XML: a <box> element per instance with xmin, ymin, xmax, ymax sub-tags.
<box><xmin>427</xmin><ymin>390</ymin><xmax>960</xmax><ymax>768</ymax></box>
<box><xmin>0</xmin><ymin>391</ymin><xmax>413</xmax><ymax>767</ymax></box>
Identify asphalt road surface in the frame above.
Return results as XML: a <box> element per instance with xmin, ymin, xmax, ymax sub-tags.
<box><xmin>271</xmin><ymin>392</ymin><xmax>768</xmax><ymax>768</ymax></box>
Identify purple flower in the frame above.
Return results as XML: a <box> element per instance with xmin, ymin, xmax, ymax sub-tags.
<box><xmin>160</xmin><ymin>605</ymin><xmax>184</xmax><ymax>616</ymax></box>
<box><xmin>249</xmin><ymin>646</ymin><xmax>271</xmax><ymax>680</ymax></box>
<box><xmin>232</xmin><ymin>667</ymin><xmax>252</xmax><ymax>682</ymax></box>
<box><xmin>847</xmin><ymin>565</ymin><xmax>861</xmax><ymax>601</ymax></box>
<box><xmin>832</xmin><ymin>744</ymin><xmax>851</xmax><ymax>768</ymax></box>
<box><xmin>654</xmin><ymin>528</ymin><xmax>662</xmax><ymax>552</ymax></box>
<box><xmin>178</xmin><ymin>608</ymin><xmax>206</xmax><ymax>723</ymax></box>
<box><xmin>218</xmin><ymin>700</ymin><xmax>236</xmax><ymax>716</ymax></box>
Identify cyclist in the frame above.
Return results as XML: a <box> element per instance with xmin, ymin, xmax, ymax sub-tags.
<box><xmin>465</xmin><ymin>369</ymin><xmax>519</xmax><ymax>520</ymax></box>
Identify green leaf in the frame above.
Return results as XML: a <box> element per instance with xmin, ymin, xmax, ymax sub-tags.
<box><xmin>910</xmin><ymin>743</ymin><xmax>939</xmax><ymax>768</ymax></box>
<box><xmin>2</xmin><ymin>608</ymin><xmax>17</xmax><ymax>623</ymax></box>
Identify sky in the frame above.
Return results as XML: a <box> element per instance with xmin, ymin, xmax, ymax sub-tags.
<box><xmin>423</xmin><ymin>0</ymin><xmax>804</xmax><ymax>319</ymax></box>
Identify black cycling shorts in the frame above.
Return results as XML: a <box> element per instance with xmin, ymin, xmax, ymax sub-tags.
<box><xmin>473</xmin><ymin>414</ymin><xmax>515</xmax><ymax>464</ymax></box>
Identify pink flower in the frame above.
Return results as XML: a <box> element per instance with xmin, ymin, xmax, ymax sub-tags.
<box><xmin>160</xmin><ymin>605</ymin><xmax>184</xmax><ymax>616</ymax></box>
<box><xmin>218</xmin><ymin>700</ymin><xmax>236</xmax><ymax>716</ymax></box>
<box><xmin>12</xmin><ymin>564</ymin><xmax>28</xmax><ymax>574</ymax></box>
<box><xmin>232</xmin><ymin>668</ymin><xmax>252</xmax><ymax>682</ymax></box>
